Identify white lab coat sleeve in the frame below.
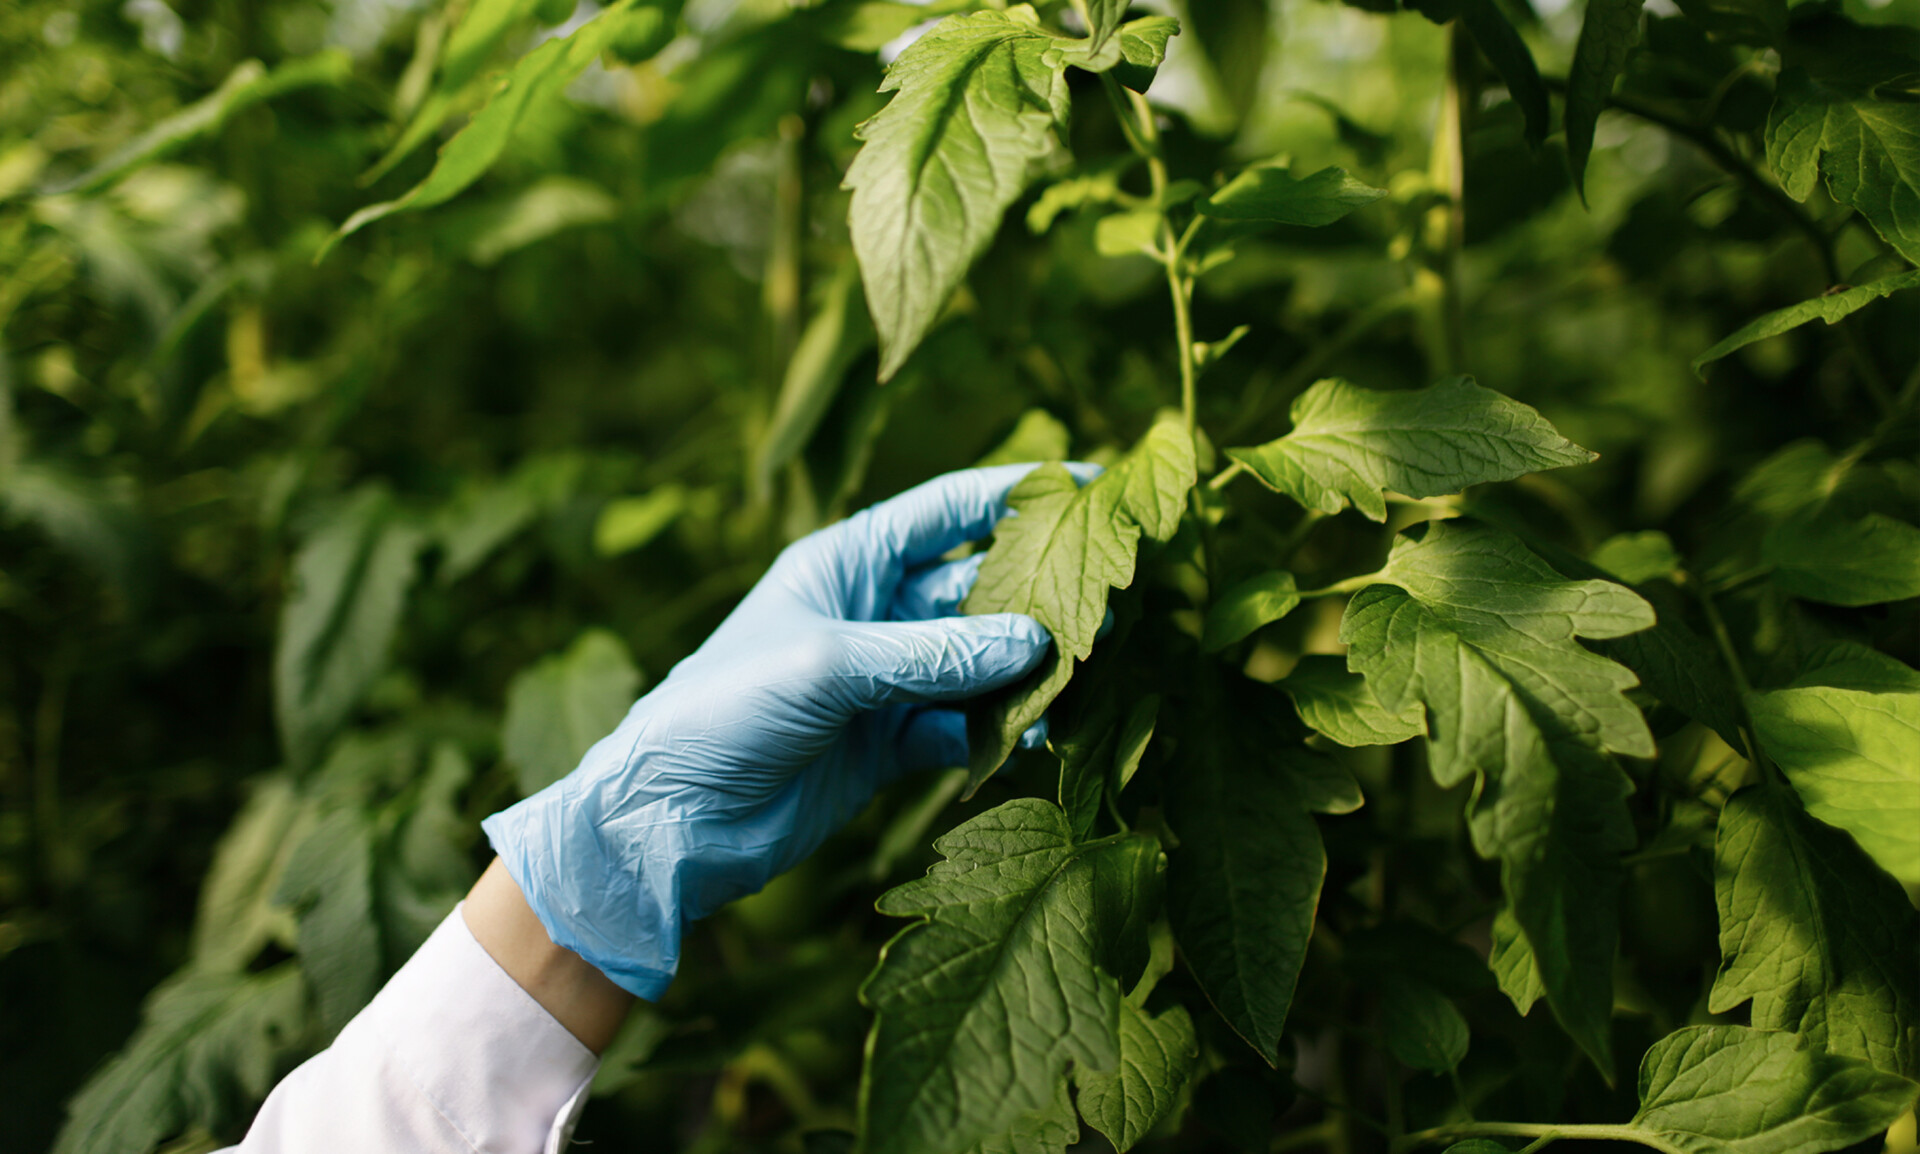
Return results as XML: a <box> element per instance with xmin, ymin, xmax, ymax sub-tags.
<box><xmin>222</xmin><ymin>903</ymin><xmax>600</xmax><ymax>1154</ymax></box>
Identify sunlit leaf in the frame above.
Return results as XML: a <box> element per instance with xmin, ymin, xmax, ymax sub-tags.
<box><xmin>1768</xmin><ymin>70</ymin><xmax>1920</xmax><ymax>264</ymax></box>
<box><xmin>844</xmin><ymin>10</ymin><xmax>1071</xmax><ymax>380</ymax></box>
<box><xmin>1281</xmin><ymin>654</ymin><xmax>1424</xmax><ymax>747</ymax></box>
<box><xmin>1694</xmin><ymin>271</ymin><xmax>1920</xmax><ymax>376</ymax></box>
<box><xmin>1202</xmin><ymin>570</ymin><xmax>1300</xmax><ymax>652</ymax></box>
<box><xmin>1711</xmin><ymin>784</ymin><xmax>1918</xmax><ymax>1078</ymax></box>
<box><xmin>1628</xmin><ymin>1026</ymin><xmax>1918</xmax><ymax>1154</ymax></box>
<box><xmin>1749</xmin><ymin>651</ymin><xmax>1920</xmax><ymax>885</ymax></box>
<box><xmin>1199</xmin><ymin>164</ymin><xmax>1387</xmax><ymax>227</ymax></box>
<box><xmin>1228</xmin><ymin>377</ymin><xmax>1595</xmax><ymax>522</ymax></box>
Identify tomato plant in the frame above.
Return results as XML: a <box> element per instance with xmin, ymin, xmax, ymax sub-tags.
<box><xmin>3</xmin><ymin>0</ymin><xmax>1916</xmax><ymax>1152</ymax></box>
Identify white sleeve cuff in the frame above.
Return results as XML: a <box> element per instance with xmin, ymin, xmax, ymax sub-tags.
<box><xmin>229</xmin><ymin>903</ymin><xmax>599</xmax><ymax>1154</ymax></box>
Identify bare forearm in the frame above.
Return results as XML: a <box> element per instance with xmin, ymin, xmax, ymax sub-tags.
<box><xmin>462</xmin><ymin>857</ymin><xmax>635</xmax><ymax>1054</ymax></box>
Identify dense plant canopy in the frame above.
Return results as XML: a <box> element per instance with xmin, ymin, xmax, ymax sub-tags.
<box><xmin>2</xmin><ymin>0</ymin><xmax>1916</xmax><ymax>1151</ymax></box>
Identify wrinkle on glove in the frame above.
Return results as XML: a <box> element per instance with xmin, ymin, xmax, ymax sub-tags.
<box><xmin>483</xmin><ymin>464</ymin><xmax>1095</xmax><ymax>1000</ymax></box>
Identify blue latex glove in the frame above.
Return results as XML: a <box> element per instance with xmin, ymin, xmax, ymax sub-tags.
<box><xmin>482</xmin><ymin>463</ymin><xmax>1092</xmax><ymax>999</ymax></box>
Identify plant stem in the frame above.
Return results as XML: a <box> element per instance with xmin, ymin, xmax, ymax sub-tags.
<box><xmin>1689</xmin><ymin>572</ymin><xmax>1779</xmax><ymax>785</ymax></box>
<box><xmin>1299</xmin><ymin>571</ymin><xmax>1380</xmax><ymax>598</ymax></box>
<box><xmin>1209</xmin><ymin>459</ymin><xmax>1247</xmax><ymax>491</ymax></box>
<box><xmin>1394</xmin><ymin>1122</ymin><xmax>1679</xmax><ymax>1154</ymax></box>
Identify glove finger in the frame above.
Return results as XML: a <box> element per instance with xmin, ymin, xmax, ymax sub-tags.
<box><xmin>1018</xmin><ymin>716</ymin><xmax>1049</xmax><ymax>749</ymax></box>
<box><xmin>834</xmin><ymin>614</ymin><xmax>1050</xmax><ymax>710</ymax></box>
<box><xmin>896</xmin><ymin>707</ymin><xmax>968</xmax><ymax>777</ymax></box>
<box><xmin>843</xmin><ymin>461</ymin><xmax>1104</xmax><ymax>570</ymax></box>
<box><xmin>889</xmin><ymin>554</ymin><xmax>985</xmax><ymax>621</ymax></box>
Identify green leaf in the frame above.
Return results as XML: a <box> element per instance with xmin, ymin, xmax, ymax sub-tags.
<box><xmin>1767</xmin><ymin>69</ymin><xmax>1920</xmax><ymax>264</ymax></box>
<box><xmin>976</xmin><ymin>408</ymin><xmax>1072</xmax><ymax>468</ymax></box>
<box><xmin>1409</xmin><ymin>0</ymin><xmax>1550</xmax><ymax>146</ymax></box>
<box><xmin>755</xmin><ymin>262</ymin><xmax>875</xmax><ymax>499</ymax></box>
<box><xmin>1694</xmin><ymin>271</ymin><xmax>1920</xmax><ymax>376</ymax></box>
<box><xmin>1079</xmin><ymin>0</ymin><xmax>1131</xmax><ymax>51</ymax></box>
<box><xmin>44</xmin><ymin>53</ymin><xmax>352</xmax><ymax>195</ymax></box>
<box><xmin>1056</xmin><ymin>691</ymin><xmax>1159</xmax><ymax>840</ymax></box>
<box><xmin>1075</xmin><ymin>1001</ymin><xmax>1198</xmax><ymax>1152</ymax></box>
<box><xmin>1711</xmin><ymin>784</ymin><xmax>1919</xmax><ymax>1079</ymax></box>
<box><xmin>1202</xmin><ymin>570</ymin><xmax>1300</xmax><ymax>652</ymax></box>
<box><xmin>1489</xmin><ymin>903</ymin><xmax>1546</xmax><ymax>1015</ymax></box>
<box><xmin>1445</xmin><ymin>1143</ymin><xmax>1515</xmax><ymax>1154</ymax></box>
<box><xmin>844</xmin><ymin>10</ymin><xmax>1072</xmax><ymax>380</ymax></box>
<box><xmin>963</xmin><ymin>412</ymin><xmax>1196</xmax><ymax>786</ymax></box>
<box><xmin>502</xmin><ymin>629</ymin><xmax>644</xmax><ymax>795</ymax></box>
<box><xmin>1381</xmin><ymin>977</ymin><xmax>1470</xmax><ymax>1072</ymax></box>
<box><xmin>822</xmin><ymin>3</ymin><xmax>935</xmax><ymax>53</ymax></box>
<box><xmin>464</xmin><ymin>175</ymin><xmax>618</xmax><ymax>266</ymax></box>
<box><xmin>273</xmin><ymin>807</ymin><xmax>380</xmax><ymax>1036</ymax></box>
<box><xmin>1629</xmin><ymin>1026</ymin><xmax>1919</xmax><ymax>1154</ymax></box>
<box><xmin>1762</xmin><ymin>510</ymin><xmax>1920</xmax><ymax>607</ymax></box>
<box><xmin>1342</xmin><ymin>521</ymin><xmax>1653</xmax><ymax>1072</ymax></box>
<box><xmin>1112</xmin><ymin>16</ymin><xmax>1181</xmax><ymax>93</ymax></box>
<box><xmin>1027</xmin><ymin>160</ymin><xmax>1135</xmax><ymax>233</ymax></box>
<box><xmin>1167</xmin><ymin>673</ymin><xmax>1336</xmax><ymax>1064</ymax></box>
<box><xmin>1749</xmin><ymin>659</ymin><xmax>1920</xmax><ymax>886</ymax></box>
<box><xmin>1281</xmin><ymin>654</ymin><xmax>1424</xmax><ymax>747</ymax></box>
<box><xmin>1589</xmin><ymin>531</ymin><xmax>1681</xmax><ymax>585</ymax></box>
<box><xmin>860</xmin><ymin>799</ymin><xmax>1159</xmax><ymax>1154</ymax></box>
<box><xmin>1227</xmin><ymin>377</ymin><xmax>1595</xmax><ymax>522</ymax></box>
<box><xmin>52</xmin><ymin>965</ymin><xmax>308</xmax><ymax>1154</ymax></box>
<box><xmin>1198</xmin><ymin>164</ymin><xmax>1388</xmax><ymax>226</ymax></box>
<box><xmin>1791</xmin><ymin>641</ymin><xmax>1920</xmax><ymax>694</ymax></box>
<box><xmin>1188</xmin><ymin>0</ymin><xmax>1268</xmax><ymax>121</ymax></box>
<box><xmin>1566</xmin><ymin>0</ymin><xmax>1644</xmax><ymax>202</ymax></box>
<box><xmin>1094</xmin><ymin>209</ymin><xmax>1163</xmax><ymax>256</ymax></box>
<box><xmin>331</xmin><ymin>0</ymin><xmax>647</xmax><ymax>251</ymax></box>
<box><xmin>275</xmin><ymin>487</ymin><xmax>425</xmax><ymax>771</ymax></box>
<box><xmin>594</xmin><ymin>485</ymin><xmax>688</xmax><ymax>558</ymax></box>
<box><xmin>188</xmin><ymin>776</ymin><xmax>310</xmax><ymax>972</ymax></box>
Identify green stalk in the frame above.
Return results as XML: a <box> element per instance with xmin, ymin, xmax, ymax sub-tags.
<box><xmin>1688</xmin><ymin>572</ymin><xmax>1780</xmax><ymax>787</ymax></box>
<box><xmin>1394</xmin><ymin>1122</ymin><xmax>1679</xmax><ymax>1154</ymax></box>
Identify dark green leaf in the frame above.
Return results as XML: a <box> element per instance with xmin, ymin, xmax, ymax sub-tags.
<box><xmin>1411</xmin><ymin>0</ymin><xmax>1549</xmax><ymax>145</ymax></box>
<box><xmin>1227</xmin><ymin>377</ymin><xmax>1595</xmax><ymax>522</ymax></box>
<box><xmin>1198</xmin><ymin>164</ymin><xmax>1388</xmax><ymax>227</ymax></box>
<box><xmin>755</xmin><ymin>261</ymin><xmax>874</xmax><ymax>499</ymax></box>
<box><xmin>1168</xmin><ymin>674</ymin><xmax>1334</xmax><ymax>1065</ymax></box>
<box><xmin>1342</xmin><ymin>522</ymin><xmax>1651</xmax><ymax>1072</ymax></box>
<box><xmin>963</xmin><ymin>412</ymin><xmax>1196</xmax><ymax>786</ymax></box>
<box><xmin>1188</xmin><ymin>0</ymin><xmax>1269</xmax><ymax>122</ymax></box>
<box><xmin>1202</xmin><ymin>570</ymin><xmax>1300</xmax><ymax>652</ymax></box>
<box><xmin>1711</xmin><ymin>784</ymin><xmax>1919</xmax><ymax>1079</ymax></box>
<box><xmin>274</xmin><ymin>487</ymin><xmax>425</xmax><ymax>771</ymax></box>
<box><xmin>1628</xmin><ymin>1026</ymin><xmax>1919</xmax><ymax>1154</ymax></box>
<box><xmin>860</xmin><ymin>799</ymin><xmax>1160</xmax><ymax>1154</ymax></box>
<box><xmin>273</xmin><ymin>807</ymin><xmax>379</xmax><ymax>1036</ymax></box>
<box><xmin>502</xmin><ymin>629</ymin><xmax>644</xmax><ymax>796</ymax></box>
<box><xmin>52</xmin><ymin>966</ymin><xmax>308</xmax><ymax>1154</ymax></box>
<box><xmin>1280</xmin><ymin>654</ymin><xmax>1424</xmax><ymax>747</ymax></box>
<box><xmin>1763</xmin><ymin>510</ymin><xmax>1920</xmax><ymax>607</ymax></box>
<box><xmin>1694</xmin><ymin>271</ymin><xmax>1920</xmax><ymax>376</ymax></box>
<box><xmin>844</xmin><ymin>10</ymin><xmax>1071</xmax><ymax>380</ymax></box>
<box><xmin>189</xmin><ymin>776</ymin><xmax>309</xmax><ymax>972</ymax></box>
<box><xmin>1566</xmin><ymin>0</ymin><xmax>1644</xmax><ymax>201</ymax></box>
<box><xmin>1381</xmin><ymin>976</ymin><xmax>1470</xmax><ymax>1072</ymax></box>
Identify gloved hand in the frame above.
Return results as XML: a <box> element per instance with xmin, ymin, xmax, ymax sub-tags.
<box><xmin>482</xmin><ymin>463</ymin><xmax>1091</xmax><ymax>999</ymax></box>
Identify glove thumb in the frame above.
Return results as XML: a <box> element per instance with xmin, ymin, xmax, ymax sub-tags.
<box><xmin>835</xmin><ymin>614</ymin><xmax>1051</xmax><ymax>711</ymax></box>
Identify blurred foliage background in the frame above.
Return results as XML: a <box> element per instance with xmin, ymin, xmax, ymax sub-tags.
<box><xmin>2</xmin><ymin>0</ymin><xmax>1915</xmax><ymax>1149</ymax></box>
